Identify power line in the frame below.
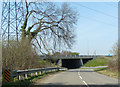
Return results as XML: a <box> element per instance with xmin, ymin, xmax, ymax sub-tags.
<box><xmin>73</xmin><ymin>3</ymin><xmax>118</xmax><ymax>20</ymax></box>
<box><xmin>79</xmin><ymin>15</ymin><xmax>117</xmax><ymax>28</ymax></box>
<box><xmin>105</xmin><ymin>3</ymin><xmax>118</xmax><ymax>8</ymax></box>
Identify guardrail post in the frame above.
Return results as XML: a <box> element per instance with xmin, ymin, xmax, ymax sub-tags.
<box><xmin>35</xmin><ymin>72</ymin><xmax>38</xmax><ymax>76</ymax></box>
<box><xmin>25</xmin><ymin>74</ymin><xmax>28</xmax><ymax>79</ymax></box>
<box><xmin>39</xmin><ymin>71</ymin><xmax>41</xmax><ymax>75</ymax></box>
<box><xmin>18</xmin><ymin>75</ymin><xmax>21</xmax><ymax>80</ymax></box>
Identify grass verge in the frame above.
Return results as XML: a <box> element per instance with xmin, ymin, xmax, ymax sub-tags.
<box><xmin>94</xmin><ymin>67</ymin><xmax>118</xmax><ymax>79</ymax></box>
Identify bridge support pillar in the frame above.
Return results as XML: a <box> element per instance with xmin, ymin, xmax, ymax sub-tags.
<box><xmin>56</xmin><ymin>59</ymin><xmax>61</xmax><ymax>66</ymax></box>
<box><xmin>80</xmin><ymin>59</ymin><xmax>83</xmax><ymax>66</ymax></box>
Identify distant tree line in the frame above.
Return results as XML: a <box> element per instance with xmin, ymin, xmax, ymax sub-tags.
<box><xmin>53</xmin><ymin>51</ymin><xmax>79</xmax><ymax>56</ymax></box>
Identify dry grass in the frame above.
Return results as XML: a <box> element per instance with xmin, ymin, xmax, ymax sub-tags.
<box><xmin>2</xmin><ymin>38</ymin><xmax>53</xmax><ymax>70</ymax></box>
<box><xmin>108</xmin><ymin>56</ymin><xmax>118</xmax><ymax>73</ymax></box>
<box><xmin>95</xmin><ymin>68</ymin><xmax>118</xmax><ymax>79</ymax></box>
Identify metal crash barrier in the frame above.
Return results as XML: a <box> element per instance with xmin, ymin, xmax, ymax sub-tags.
<box><xmin>3</xmin><ymin>67</ymin><xmax>67</xmax><ymax>82</ymax></box>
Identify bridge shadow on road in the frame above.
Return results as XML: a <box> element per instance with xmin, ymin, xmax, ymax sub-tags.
<box><xmin>66</xmin><ymin>70</ymin><xmax>94</xmax><ymax>72</ymax></box>
<box><xmin>2</xmin><ymin>83</ymin><xmax>119</xmax><ymax>87</ymax></box>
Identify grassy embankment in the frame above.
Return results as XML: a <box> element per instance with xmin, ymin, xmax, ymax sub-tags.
<box><xmin>94</xmin><ymin>67</ymin><xmax>118</xmax><ymax>78</ymax></box>
<box><xmin>83</xmin><ymin>57</ymin><xmax>118</xmax><ymax>79</ymax></box>
<box><xmin>84</xmin><ymin>57</ymin><xmax>109</xmax><ymax>67</ymax></box>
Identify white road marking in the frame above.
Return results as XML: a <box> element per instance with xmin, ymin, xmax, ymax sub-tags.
<box><xmin>83</xmin><ymin>80</ymin><xmax>89</xmax><ymax>87</ymax></box>
<box><xmin>78</xmin><ymin>71</ymin><xmax>89</xmax><ymax>87</ymax></box>
<box><xmin>79</xmin><ymin>76</ymin><xmax>83</xmax><ymax>79</ymax></box>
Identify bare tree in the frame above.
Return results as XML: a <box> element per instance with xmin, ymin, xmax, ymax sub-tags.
<box><xmin>110</xmin><ymin>42</ymin><xmax>118</xmax><ymax>56</ymax></box>
<box><xmin>21</xmin><ymin>1</ymin><xmax>78</xmax><ymax>54</ymax></box>
<box><xmin>108</xmin><ymin>42</ymin><xmax>118</xmax><ymax>71</ymax></box>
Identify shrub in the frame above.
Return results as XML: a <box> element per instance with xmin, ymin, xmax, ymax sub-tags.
<box><xmin>2</xmin><ymin>38</ymin><xmax>52</xmax><ymax>70</ymax></box>
<box><xmin>108</xmin><ymin>56</ymin><xmax>118</xmax><ymax>72</ymax></box>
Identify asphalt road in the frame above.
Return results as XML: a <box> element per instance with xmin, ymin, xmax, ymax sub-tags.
<box><xmin>33</xmin><ymin>69</ymin><xmax>118</xmax><ymax>87</ymax></box>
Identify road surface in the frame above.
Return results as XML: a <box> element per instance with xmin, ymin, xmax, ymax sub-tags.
<box><xmin>33</xmin><ymin>69</ymin><xmax>118</xmax><ymax>87</ymax></box>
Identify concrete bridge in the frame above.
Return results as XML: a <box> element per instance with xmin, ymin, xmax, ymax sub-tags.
<box><xmin>40</xmin><ymin>55</ymin><xmax>110</xmax><ymax>69</ymax></box>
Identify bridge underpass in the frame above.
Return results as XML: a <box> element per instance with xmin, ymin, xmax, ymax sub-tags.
<box><xmin>42</xmin><ymin>55</ymin><xmax>100</xmax><ymax>69</ymax></box>
<box><xmin>61</xmin><ymin>59</ymin><xmax>82</xmax><ymax>69</ymax></box>
<box><xmin>61</xmin><ymin>58</ymin><xmax>93</xmax><ymax>69</ymax></box>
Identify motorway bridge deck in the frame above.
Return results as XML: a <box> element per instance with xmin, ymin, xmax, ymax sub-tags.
<box><xmin>40</xmin><ymin>55</ymin><xmax>111</xmax><ymax>59</ymax></box>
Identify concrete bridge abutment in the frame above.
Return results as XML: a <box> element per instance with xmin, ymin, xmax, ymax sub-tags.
<box><xmin>61</xmin><ymin>59</ymin><xmax>84</xmax><ymax>69</ymax></box>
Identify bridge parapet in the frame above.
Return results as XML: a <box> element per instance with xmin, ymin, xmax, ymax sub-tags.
<box><xmin>40</xmin><ymin>55</ymin><xmax>101</xmax><ymax>59</ymax></box>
